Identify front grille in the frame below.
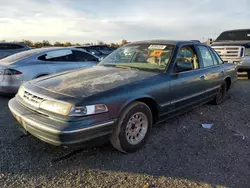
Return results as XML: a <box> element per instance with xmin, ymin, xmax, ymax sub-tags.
<box><xmin>212</xmin><ymin>46</ymin><xmax>244</xmax><ymax>59</ymax></box>
<box><xmin>23</xmin><ymin>91</ymin><xmax>44</xmax><ymax>107</ymax></box>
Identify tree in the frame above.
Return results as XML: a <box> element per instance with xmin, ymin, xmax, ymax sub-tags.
<box><xmin>97</xmin><ymin>41</ymin><xmax>105</xmax><ymax>45</ymax></box>
<box><xmin>42</xmin><ymin>40</ymin><xmax>51</xmax><ymax>47</ymax></box>
<box><xmin>54</xmin><ymin>42</ymin><xmax>64</xmax><ymax>47</ymax></box>
<box><xmin>64</xmin><ymin>42</ymin><xmax>72</xmax><ymax>47</ymax></box>
<box><xmin>33</xmin><ymin>42</ymin><xmax>43</xmax><ymax>48</ymax></box>
<box><xmin>120</xmin><ymin>39</ymin><xmax>128</xmax><ymax>47</ymax></box>
<box><xmin>21</xmin><ymin>40</ymin><xmax>33</xmax><ymax>47</ymax></box>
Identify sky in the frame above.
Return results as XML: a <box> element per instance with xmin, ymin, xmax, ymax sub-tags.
<box><xmin>0</xmin><ymin>0</ymin><xmax>249</xmax><ymax>44</ymax></box>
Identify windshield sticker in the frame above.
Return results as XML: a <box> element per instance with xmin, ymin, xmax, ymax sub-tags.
<box><xmin>150</xmin><ymin>50</ymin><xmax>163</xmax><ymax>57</ymax></box>
<box><xmin>148</xmin><ymin>45</ymin><xmax>166</xmax><ymax>50</ymax></box>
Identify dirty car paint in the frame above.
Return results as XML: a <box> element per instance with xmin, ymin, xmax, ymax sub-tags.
<box><xmin>32</xmin><ymin>66</ymin><xmax>157</xmax><ymax>98</ymax></box>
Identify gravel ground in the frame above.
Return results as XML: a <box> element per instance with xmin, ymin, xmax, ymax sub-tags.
<box><xmin>1</xmin><ymin>77</ymin><xmax>250</xmax><ymax>188</ymax></box>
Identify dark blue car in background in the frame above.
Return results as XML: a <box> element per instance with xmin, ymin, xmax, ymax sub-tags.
<box><xmin>9</xmin><ymin>40</ymin><xmax>237</xmax><ymax>153</ymax></box>
<box><xmin>0</xmin><ymin>42</ymin><xmax>31</xmax><ymax>59</ymax></box>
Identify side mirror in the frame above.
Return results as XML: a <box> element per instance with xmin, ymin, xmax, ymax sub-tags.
<box><xmin>175</xmin><ymin>62</ymin><xmax>193</xmax><ymax>72</ymax></box>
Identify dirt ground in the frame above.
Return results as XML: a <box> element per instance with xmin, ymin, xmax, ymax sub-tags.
<box><xmin>1</xmin><ymin>75</ymin><xmax>250</xmax><ymax>188</ymax></box>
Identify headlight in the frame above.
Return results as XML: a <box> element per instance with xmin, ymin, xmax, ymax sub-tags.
<box><xmin>39</xmin><ymin>100</ymin><xmax>72</xmax><ymax>116</ymax></box>
<box><xmin>68</xmin><ymin>104</ymin><xmax>108</xmax><ymax>116</ymax></box>
<box><xmin>18</xmin><ymin>86</ymin><xmax>25</xmax><ymax>98</ymax></box>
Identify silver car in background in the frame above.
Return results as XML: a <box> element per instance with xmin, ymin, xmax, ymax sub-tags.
<box><xmin>0</xmin><ymin>47</ymin><xmax>100</xmax><ymax>94</ymax></box>
<box><xmin>0</xmin><ymin>42</ymin><xmax>31</xmax><ymax>59</ymax></box>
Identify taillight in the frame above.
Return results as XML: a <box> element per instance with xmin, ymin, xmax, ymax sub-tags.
<box><xmin>0</xmin><ymin>69</ymin><xmax>22</xmax><ymax>75</ymax></box>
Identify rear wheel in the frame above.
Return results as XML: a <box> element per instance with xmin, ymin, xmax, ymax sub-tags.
<box><xmin>247</xmin><ymin>71</ymin><xmax>250</xmax><ymax>79</ymax></box>
<box><xmin>211</xmin><ymin>81</ymin><xmax>227</xmax><ymax>105</ymax></box>
<box><xmin>110</xmin><ymin>102</ymin><xmax>152</xmax><ymax>153</ymax></box>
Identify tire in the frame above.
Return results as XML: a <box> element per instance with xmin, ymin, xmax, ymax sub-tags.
<box><xmin>247</xmin><ymin>72</ymin><xmax>250</xmax><ymax>79</ymax></box>
<box><xmin>110</xmin><ymin>102</ymin><xmax>152</xmax><ymax>153</ymax></box>
<box><xmin>211</xmin><ymin>81</ymin><xmax>227</xmax><ymax>105</ymax></box>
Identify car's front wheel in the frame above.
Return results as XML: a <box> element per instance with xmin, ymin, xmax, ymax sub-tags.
<box><xmin>110</xmin><ymin>102</ymin><xmax>152</xmax><ymax>153</ymax></box>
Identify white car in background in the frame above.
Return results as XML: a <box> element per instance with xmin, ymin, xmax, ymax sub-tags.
<box><xmin>0</xmin><ymin>47</ymin><xmax>100</xmax><ymax>95</ymax></box>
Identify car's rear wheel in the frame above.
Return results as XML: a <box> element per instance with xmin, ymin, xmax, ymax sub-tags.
<box><xmin>247</xmin><ymin>71</ymin><xmax>250</xmax><ymax>79</ymax></box>
<box><xmin>211</xmin><ymin>81</ymin><xmax>227</xmax><ymax>105</ymax></box>
<box><xmin>110</xmin><ymin>102</ymin><xmax>152</xmax><ymax>153</ymax></box>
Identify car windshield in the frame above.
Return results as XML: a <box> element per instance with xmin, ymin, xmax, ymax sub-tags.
<box><xmin>0</xmin><ymin>49</ymin><xmax>40</xmax><ymax>62</ymax></box>
<box><xmin>216</xmin><ymin>30</ymin><xmax>250</xmax><ymax>41</ymax></box>
<box><xmin>99</xmin><ymin>43</ymin><xmax>175</xmax><ymax>72</ymax></box>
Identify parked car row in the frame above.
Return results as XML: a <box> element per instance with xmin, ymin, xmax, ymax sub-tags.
<box><xmin>0</xmin><ymin>47</ymin><xmax>101</xmax><ymax>94</ymax></box>
<box><xmin>8</xmin><ymin>40</ymin><xmax>237</xmax><ymax>153</ymax></box>
<box><xmin>0</xmin><ymin>43</ymin><xmax>115</xmax><ymax>60</ymax></box>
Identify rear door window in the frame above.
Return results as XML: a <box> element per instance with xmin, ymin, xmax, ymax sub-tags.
<box><xmin>197</xmin><ymin>46</ymin><xmax>215</xmax><ymax>68</ymax></box>
<box><xmin>38</xmin><ymin>50</ymin><xmax>75</xmax><ymax>62</ymax></box>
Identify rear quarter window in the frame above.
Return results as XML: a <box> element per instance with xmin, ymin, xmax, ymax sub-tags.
<box><xmin>38</xmin><ymin>50</ymin><xmax>75</xmax><ymax>62</ymax></box>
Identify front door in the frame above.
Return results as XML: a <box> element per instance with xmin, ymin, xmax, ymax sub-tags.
<box><xmin>170</xmin><ymin>45</ymin><xmax>207</xmax><ymax>111</ymax></box>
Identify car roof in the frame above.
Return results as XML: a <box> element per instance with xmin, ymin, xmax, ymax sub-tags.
<box><xmin>220</xmin><ymin>28</ymin><xmax>250</xmax><ymax>32</ymax></box>
<box><xmin>26</xmin><ymin>47</ymin><xmax>83</xmax><ymax>54</ymax></box>
<box><xmin>125</xmin><ymin>40</ymin><xmax>201</xmax><ymax>46</ymax></box>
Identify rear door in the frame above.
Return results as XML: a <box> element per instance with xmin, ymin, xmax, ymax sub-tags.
<box><xmin>170</xmin><ymin>45</ymin><xmax>208</xmax><ymax>110</ymax></box>
<box><xmin>196</xmin><ymin>45</ymin><xmax>224</xmax><ymax>96</ymax></box>
<box><xmin>72</xmin><ymin>50</ymin><xmax>99</xmax><ymax>68</ymax></box>
<box><xmin>39</xmin><ymin>49</ymin><xmax>79</xmax><ymax>73</ymax></box>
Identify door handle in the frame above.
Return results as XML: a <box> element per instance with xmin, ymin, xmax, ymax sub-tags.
<box><xmin>200</xmin><ymin>75</ymin><xmax>206</xmax><ymax>80</ymax></box>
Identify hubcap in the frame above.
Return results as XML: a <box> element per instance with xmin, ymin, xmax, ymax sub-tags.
<box><xmin>125</xmin><ymin>112</ymin><xmax>148</xmax><ymax>145</ymax></box>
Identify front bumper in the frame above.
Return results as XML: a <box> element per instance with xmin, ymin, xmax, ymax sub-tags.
<box><xmin>8</xmin><ymin>98</ymin><xmax>115</xmax><ymax>146</ymax></box>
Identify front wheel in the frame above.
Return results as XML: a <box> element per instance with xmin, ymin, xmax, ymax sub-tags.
<box><xmin>110</xmin><ymin>102</ymin><xmax>152</xmax><ymax>153</ymax></box>
<box><xmin>211</xmin><ymin>81</ymin><xmax>227</xmax><ymax>105</ymax></box>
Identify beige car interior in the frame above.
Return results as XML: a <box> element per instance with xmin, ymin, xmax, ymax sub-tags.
<box><xmin>176</xmin><ymin>46</ymin><xmax>199</xmax><ymax>69</ymax></box>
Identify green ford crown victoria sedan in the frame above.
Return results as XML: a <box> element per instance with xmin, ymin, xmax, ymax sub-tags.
<box><xmin>9</xmin><ymin>40</ymin><xmax>237</xmax><ymax>153</ymax></box>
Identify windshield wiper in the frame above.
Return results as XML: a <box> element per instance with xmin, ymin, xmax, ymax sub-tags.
<box><xmin>115</xmin><ymin>65</ymin><xmax>139</xmax><ymax>71</ymax></box>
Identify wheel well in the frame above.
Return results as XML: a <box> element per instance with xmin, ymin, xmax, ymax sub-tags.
<box><xmin>36</xmin><ymin>74</ymin><xmax>49</xmax><ymax>78</ymax></box>
<box><xmin>136</xmin><ymin>98</ymin><xmax>159</xmax><ymax>123</ymax></box>
<box><xmin>225</xmin><ymin>77</ymin><xmax>231</xmax><ymax>91</ymax></box>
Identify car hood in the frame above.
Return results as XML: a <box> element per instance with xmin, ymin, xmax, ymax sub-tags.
<box><xmin>212</xmin><ymin>41</ymin><xmax>250</xmax><ymax>47</ymax></box>
<box><xmin>32</xmin><ymin>65</ymin><xmax>157</xmax><ymax>98</ymax></box>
